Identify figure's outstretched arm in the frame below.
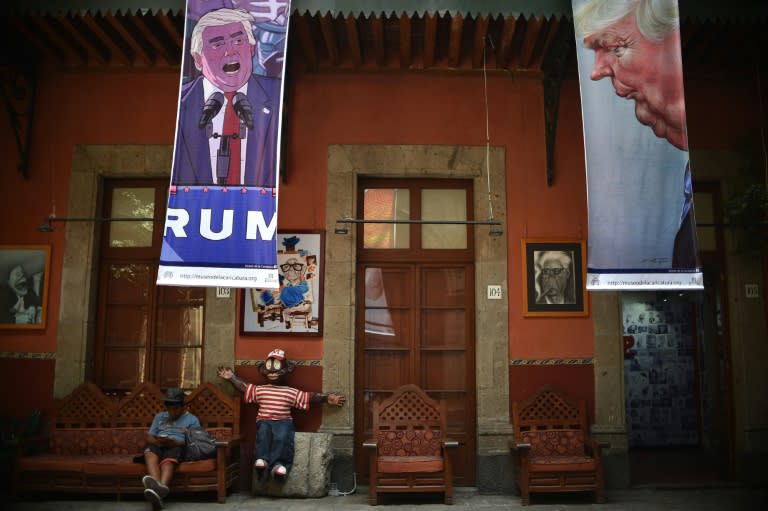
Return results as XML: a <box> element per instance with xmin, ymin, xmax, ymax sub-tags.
<box><xmin>309</xmin><ymin>392</ymin><xmax>346</xmax><ymax>407</ymax></box>
<box><xmin>217</xmin><ymin>366</ymin><xmax>249</xmax><ymax>393</ymax></box>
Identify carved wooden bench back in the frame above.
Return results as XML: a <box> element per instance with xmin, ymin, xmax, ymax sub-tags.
<box><xmin>513</xmin><ymin>384</ymin><xmax>588</xmax><ymax>436</ymax></box>
<box><xmin>373</xmin><ymin>384</ymin><xmax>446</xmax><ymax>458</ymax></box>
<box><xmin>51</xmin><ymin>381</ymin><xmax>240</xmax><ymax>434</ymax></box>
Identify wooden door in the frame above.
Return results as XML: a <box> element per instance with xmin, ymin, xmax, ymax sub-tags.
<box><xmin>93</xmin><ymin>179</ymin><xmax>205</xmax><ymax>391</ymax></box>
<box><xmin>354</xmin><ymin>180</ymin><xmax>476</xmax><ymax>486</ymax></box>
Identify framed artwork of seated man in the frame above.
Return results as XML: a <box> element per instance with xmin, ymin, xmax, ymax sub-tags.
<box><xmin>241</xmin><ymin>232</ymin><xmax>324</xmax><ymax>336</ymax></box>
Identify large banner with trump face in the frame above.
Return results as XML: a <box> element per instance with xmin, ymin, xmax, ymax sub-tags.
<box><xmin>158</xmin><ymin>0</ymin><xmax>291</xmax><ymax>288</ymax></box>
<box><xmin>572</xmin><ymin>0</ymin><xmax>702</xmax><ymax>290</ymax></box>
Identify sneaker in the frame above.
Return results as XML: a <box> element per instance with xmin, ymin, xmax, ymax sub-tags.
<box><xmin>144</xmin><ymin>488</ymin><xmax>164</xmax><ymax>510</ymax></box>
<box><xmin>272</xmin><ymin>464</ymin><xmax>287</xmax><ymax>478</ymax></box>
<box><xmin>254</xmin><ymin>458</ymin><xmax>267</xmax><ymax>470</ymax></box>
<box><xmin>142</xmin><ymin>475</ymin><xmax>169</xmax><ymax>497</ymax></box>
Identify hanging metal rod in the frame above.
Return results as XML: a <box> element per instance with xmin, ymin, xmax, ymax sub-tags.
<box><xmin>336</xmin><ymin>218</ymin><xmax>502</xmax><ymax>225</ymax></box>
<box><xmin>37</xmin><ymin>216</ymin><xmax>155</xmax><ymax>232</ymax></box>
<box><xmin>45</xmin><ymin>216</ymin><xmax>156</xmax><ymax>222</ymax></box>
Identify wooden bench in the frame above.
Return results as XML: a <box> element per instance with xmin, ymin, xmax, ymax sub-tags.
<box><xmin>510</xmin><ymin>385</ymin><xmax>606</xmax><ymax>505</ymax></box>
<box><xmin>364</xmin><ymin>384</ymin><xmax>457</xmax><ymax>505</ymax></box>
<box><xmin>14</xmin><ymin>381</ymin><xmax>241</xmax><ymax>503</ymax></box>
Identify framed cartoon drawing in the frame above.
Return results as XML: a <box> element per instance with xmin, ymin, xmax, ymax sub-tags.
<box><xmin>241</xmin><ymin>231</ymin><xmax>324</xmax><ymax>336</ymax></box>
<box><xmin>0</xmin><ymin>245</ymin><xmax>51</xmax><ymax>329</ymax></box>
<box><xmin>522</xmin><ymin>239</ymin><xmax>588</xmax><ymax>317</ymax></box>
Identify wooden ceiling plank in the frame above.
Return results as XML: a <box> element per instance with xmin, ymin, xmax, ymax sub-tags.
<box><xmin>8</xmin><ymin>16</ymin><xmax>65</xmax><ymax>63</ymax></box>
<box><xmin>370</xmin><ymin>15</ymin><xmax>385</xmax><ymax>66</ymax></box>
<box><xmin>448</xmin><ymin>13</ymin><xmax>463</xmax><ymax>68</ymax></box>
<box><xmin>498</xmin><ymin>15</ymin><xmax>516</xmax><ymax>70</ymax></box>
<box><xmin>423</xmin><ymin>13</ymin><xmax>437</xmax><ymax>69</ymax></box>
<box><xmin>319</xmin><ymin>14</ymin><xmax>339</xmax><ymax>66</ymax></box>
<box><xmin>518</xmin><ymin>16</ymin><xmax>542</xmax><ymax>69</ymax></box>
<box><xmin>293</xmin><ymin>13</ymin><xmax>317</xmax><ymax>70</ymax></box>
<box><xmin>31</xmin><ymin>16</ymin><xmax>84</xmax><ymax>66</ymax></box>
<box><xmin>156</xmin><ymin>12</ymin><xmax>183</xmax><ymax>51</ymax></box>
<box><xmin>103</xmin><ymin>12</ymin><xmax>151</xmax><ymax>66</ymax></box>
<box><xmin>529</xmin><ymin>17</ymin><xmax>559</xmax><ymax>71</ymax></box>
<box><xmin>82</xmin><ymin>14</ymin><xmax>131</xmax><ymax>66</ymax></box>
<box><xmin>472</xmin><ymin>15</ymin><xmax>489</xmax><ymax>69</ymax></box>
<box><xmin>132</xmin><ymin>13</ymin><xmax>175</xmax><ymax>66</ymax></box>
<box><xmin>399</xmin><ymin>13</ymin><xmax>412</xmax><ymax>69</ymax></box>
<box><xmin>55</xmin><ymin>15</ymin><xmax>111</xmax><ymax>66</ymax></box>
<box><xmin>345</xmin><ymin>14</ymin><xmax>362</xmax><ymax>67</ymax></box>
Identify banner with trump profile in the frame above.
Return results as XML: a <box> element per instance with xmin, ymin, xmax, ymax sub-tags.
<box><xmin>571</xmin><ymin>0</ymin><xmax>702</xmax><ymax>290</ymax></box>
<box><xmin>158</xmin><ymin>0</ymin><xmax>291</xmax><ymax>289</ymax></box>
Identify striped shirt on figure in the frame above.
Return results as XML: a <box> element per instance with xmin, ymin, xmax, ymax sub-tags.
<box><xmin>244</xmin><ymin>384</ymin><xmax>310</xmax><ymax>421</ymax></box>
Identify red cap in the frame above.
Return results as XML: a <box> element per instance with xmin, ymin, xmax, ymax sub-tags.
<box><xmin>267</xmin><ymin>348</ymin><xmax>286</xmax><ymax>361</ymax></box>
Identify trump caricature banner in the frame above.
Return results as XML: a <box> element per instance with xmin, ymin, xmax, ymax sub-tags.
<box><xmin>158</xmin><ymin>0</ymin><xmax>291</xmax><ymax>288</ymax></box>
<box><xmin>572</xmin><ymin>0</ymin><xmax>702</xmax><ymax>290</ymax></box>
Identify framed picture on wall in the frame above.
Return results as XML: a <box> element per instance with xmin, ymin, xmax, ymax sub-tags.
<box><xmin>241</xmin><ymin>231</ymin><xmax>324</xmax><ymax>336</ymax></box>
<box><xmin>522</xmin><ymin>239</ymin><xmax>588</xmax><ymax>317</ymax></box>
<box><xmin>0</xmin><ymin>245</ymin><xmax>51</xmax><ymax>329</ymax></box>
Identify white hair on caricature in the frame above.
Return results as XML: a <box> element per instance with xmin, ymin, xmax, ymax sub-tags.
<box><xmin>574</xmin><ymin>0</ymin><xmax>679</xmax><ymax>42</ymax></box>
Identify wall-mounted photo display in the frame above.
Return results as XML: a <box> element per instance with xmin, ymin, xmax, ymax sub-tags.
<box><xmin>0</xmin><ymin>245</ymin><xmax>51</xmax><ymax>329</ymax></box>
<box><xmin>522</xmin><ymin>239</ymin><xmax>588</xmax><ymax>317</ymax></box>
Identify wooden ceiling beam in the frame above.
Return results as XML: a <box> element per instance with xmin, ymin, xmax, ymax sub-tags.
<box><xmin>156</xmin><ymin>12</ymin><xmax>183</xmax><ymax>52</ymax></box>
<box><xmin>345</xmin><ymin>14</ymin><xmax>362</xmax><ymax>67</ymax></box>
<box><xmin>498</xmin><ymin>15</ymin><xmax>516</xmax><ymax>70</ymax></box>
<box><xmin>447</xmin><ymin>13</ymin><xmax>464</xmax><ymax>68</ymax></box>
<box><xmin>29</xmin><ymin>16</ymin><xmax>84</xmax><ymax>66</ymax></box>
<box><xmin>370</xmin><ymin>15</ymin><xmax>385</xmax><ymax>66</ymax></box>
<box><xmin>82</xmin><ymin>14</ymin><xmax>131</xmax><ymax>66</ymax></box>
<box><xmin>399</xmin><ymin>13</ymin><xmax>412</xmax><ymax>69</ymax></box>
<box><xmin>518</xmin><ymin>16</ymin><xmax>542</xmax><ymax>69</ymax></box>
<box><xmin>55</xmin><ymin>16</ymin><xmax>109</xmax><ymax>66</ymax></box>
<box><xmin>131</xmin><ymin>13</ymin><xmax>175</xmax><ymax>66</ymax></box>
<box><xmin>319</xmin><ymin>14</ymin><xmax>339</xmax><ymax>66</ymax></box>
<box><xmin>423</xmin><ymin>13</ymin><xmax>437</xmax><ymax>69</ymax></box>
<box><xmin>292</xmin><ymin>14</ymin><xmax>317</xmax><ymax>70</ymax></box>
<box><xmin>8</xmin><ymin>16</ymin><xmax>65</xmax><ymax>62</ymax></box>
<box><xmin>103</xmin><ymin>12</ymin><xmax>152</xmax><ymax>66</ymax></box>
<box><xmin>472</xmin><ymin>15</ymin><xmax>490</xmax><ymax>69</ymax></box>
<box><xmin>529</xmin><ymin>17</ymin><xmax>559</xmax><ymax>71</ymax></box>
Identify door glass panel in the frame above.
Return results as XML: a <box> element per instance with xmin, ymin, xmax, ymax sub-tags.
<box><xmin>422</xmin><ymin>189</ymin><xmax>467</xmax><ymax>249</ymax></box>
<box><xmin>102</xmin><ymin>348</ymin><xmax>146</xmax><ymax>389</ymax></box>
<box><xmin>363</xmin><ymin>188</ymin><xmax>410</xmax><ymax>248</ymax></box>
<box><xmin>154</xmin><ymin>347</ymin><xmax>201</xmax><ymax>389</ymax></box>
<box><xmin>364</xmin><ymin>351</ymin><xmax>410</xmax><ymax>390</ymax></box>
<box><xmin>109</xmin><ymin>187</ymin><xmax>155</xmax><ymax>247</ymax></box>
<box><xmin>421</xmin><ymin>310</ymin><xmax>465</xmax><ymax>347</ymax></box>
<box><xmin>108</xmin><ymin>264</ymin><xmax>150</xmax><ymax>302</ymax></box>
<box><xmin>421</xmin><ymin>351</ymin><xmax>466</xmax><ymax>391</ymax></box>
<box><xmin>422</xmin><ymin>268</ymin><xmax>467</xmax><ymax>306</ymax></box>
<box><xmin>156</xmin><ymin>287</ymin><xmax>205</xmax><ymax>347</ymax></box>
<box><xmin>364</xmin><ymin>267</ymin><xmax>411</xmax><ymax>347</ymax></box>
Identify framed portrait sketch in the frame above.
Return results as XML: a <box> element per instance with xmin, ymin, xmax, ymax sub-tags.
<box><xmin>241</xmin><ymin>231</ymin><xmax>324</xmax><ymax>336</ymax></box>
<box><xmin>0</xmin><ymin>245</ymin><xmax>51</xmax><ymax>329</ymax></box>
<box><xmin>522</xmin><ymin>239</ymin><xmax>588</xmax><ymax>317</ymax></box>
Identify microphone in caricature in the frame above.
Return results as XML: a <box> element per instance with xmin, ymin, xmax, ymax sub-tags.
<box><xmin>232</xmin><ymin>92</ymin><xmax>254</xmax><ymax>139</ymax></box>
<box><xmin>198</xmin><ymin>91</ymin><xmax>224</xmax><ymax>138</ymax></box>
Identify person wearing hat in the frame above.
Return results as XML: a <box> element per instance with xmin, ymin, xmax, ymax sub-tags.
<box><xmin>142</xmin><ymin>388</ymin><xmax>201</xmax><ymax>510</ymax></box>
<box><xmin>218</xmin><ymin>348</ymin><xmax>345</xmax><ymax>479</ymax></box>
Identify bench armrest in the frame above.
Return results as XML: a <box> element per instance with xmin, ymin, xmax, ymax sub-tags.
<box><xmin>362</xmin><ymin>438</ymin><xmax>377</xmax><ymax>450</ymax></box>
<box><xmin>214</xmin><ymin>434</ymin><xmax>243</xmax><ymax>449</ymax></box>
<box><xmin>509</xmin><ymin>441</ymin><xmax>531</xmax><ymax>451</ymax></box>
<box><xmin>443</xmin><ymin>439</ymin><xmax>459</xmax><ymax>449</ymax></box>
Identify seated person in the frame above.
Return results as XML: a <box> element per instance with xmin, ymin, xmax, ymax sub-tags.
<box><xmin>142</xmin><ymin>388</ymin><xmax>200</xmax><ymax>510</ymax></box>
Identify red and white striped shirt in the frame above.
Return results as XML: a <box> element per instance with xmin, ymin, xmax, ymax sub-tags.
<box><xmin>244</xmin><ymin>384</ymin><xmax>310</xmax><ymax>421</ymax></box>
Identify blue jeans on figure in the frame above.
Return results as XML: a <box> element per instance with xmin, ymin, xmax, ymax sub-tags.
<box><xmin>255</xmin><ymin>419</ymin><xmax>295</xmax><ymax>475</ymax></box>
